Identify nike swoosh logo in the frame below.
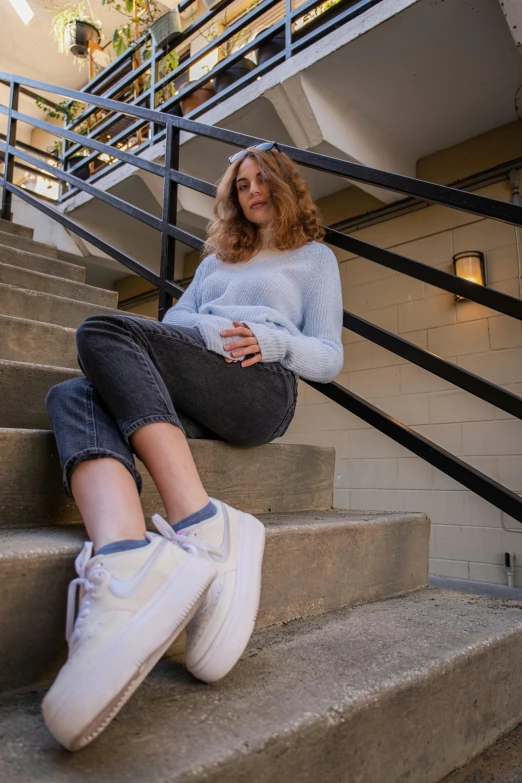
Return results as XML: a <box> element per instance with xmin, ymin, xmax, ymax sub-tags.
<box><xmin>109</xmin><ymin>539</ymin><xmax>166</xmax><ymax>599</ymax></box>
<box><xmin>208</xmin><ymin>501</ymin><xmax>231</xmax><ymax>562</ymax></box>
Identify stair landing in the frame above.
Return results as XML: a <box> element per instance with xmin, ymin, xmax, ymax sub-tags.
<box><xmin>1</xmin><ymin>590</ymin><xmax>522</xmax><ymax>783</ymax></box>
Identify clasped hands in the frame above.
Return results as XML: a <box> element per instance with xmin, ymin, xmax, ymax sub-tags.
<box><xmin>221</xmin><ymin>321</ymin><xmax>262</xmax><ymax>368</ymax></box>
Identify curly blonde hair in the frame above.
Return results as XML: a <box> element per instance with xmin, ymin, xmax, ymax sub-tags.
<box><xmin>203</xmin><ymin>147</ymin><xmax>326</xmax><ymax>264</ymax></box>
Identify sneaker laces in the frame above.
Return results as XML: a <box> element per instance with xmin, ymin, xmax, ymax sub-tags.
<box><xmin>151</xmin><ymin>513</ymin><xmax>221</xmax><ymax>558</ymax></box>
<box><xmin>65</xmin><ymin>541</ymin><xmax>106</xmax><ymax>650</ymax></box>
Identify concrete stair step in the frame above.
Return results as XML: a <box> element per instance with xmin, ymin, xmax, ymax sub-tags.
<box><xmin>0</xmin><ymin>360</ymin><xmax>80</xmax><ymax>429</ymax></box>
<box><xmin>0</xmin><ymin>315</ymin><xmax>78</xmax><ymax>367</ymax></box>
<box><xmin>0</xmin><ymin>590</ymin><xmax>520</xmax><ymax>782</ymax></box>
<box><xmin>0</xmin><ymin>229</ymin><xmax>57</xmax><ymax>259</ymax></box>
<box><xmin>0</xmin><ymin>243</ymin><xmax>85</xmax><ymax>282</ymax></box>
<box><xmin>0</xmin><ymin>263</ymin><xmax>117</xmax><ymax>307</ymax></box>
<box><xmin>0</xmin><ymin>429</ymin><xmax>336</xmax><ymax>527</ymax></box>
<box><xmin>0</xmin><ymin>284</ymin><xmax>120</xmax><ymax>330</ymax></box>
<box><xmin>0</xmin><ymin>219</ymin><xmax>33</xmax><ymax>239</ymax></box>
<box><xmin>0</xmin><ymin>512</ymin><xmax>429</xmax><ymax>691</ymax></box>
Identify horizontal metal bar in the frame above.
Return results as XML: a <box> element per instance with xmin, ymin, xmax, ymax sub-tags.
<box><xmin>0</xmin><ymin>79</ymin><xmax>60</xmax><ymax>111</ymax></box>
<box><xmin>333</xmin><ymin>158</ymin><xmax>522</xmax><ymax>234</ymax></box>
<box><xmin>4</xmin><ymin>72</ymin><xmax>521</xmax><ymax>226</ymax></box>
<box><xmin>161</xmin><ymin>47</ymin><xmax>286</xmax><ymax>120</ymax></box>
<box><xmin>2</xmin><ymin>106</ymin><xmax>165</xmax><ymax>180</ymax></box>
<box><xmin>344</xmin><ymin>310</ymin><xmax>522</xmax><ymax>419</ymax></box>
<box><xmin>64</xmin><ymin>112</ymin><xmax>148</xmax><ymax>163</ymax></box>
<box><xmin>3</xmin><ymin>179</ymin><xmax>185</xmax><ymax>298</ymax></box>
<box><xmin>6</xmin><ymin>143</ymin><xmax>163</xmax><ymax>232</ymax></box>
<box><xmin>166</xmin><ymin>221</ymin><xmax>205</xmax><ymax>252</ymax></box>
<box><xmin>8</xmin><ymin>142</ymin><xmax>207</xmax><ymax>252</ymax></box>
<box><xmin>326</xmin><ymin>228</ymin><xmax>522</xmax><ymax>321</ymax></box>
<box><xmin>66</xmin><ymin>118</ymin><xmax>149</xmax><ymax>174</ymax></box>
<box><xmin>0</xmin><ymin>150</ymin><xmax>60</xmax><ymax>186</ymax></box>
<box><xmin>290</xmin><ymin>0</ymin><xmax>369</xmax><ymax>21</ymax></box>
<box><xmin>309</xmin><ymin>380</ymin><xmax>522</xmax><ymax>523</ymax></box>
<box><xmin>0</xmin><ymin>133</ymin><xmax>59</xmax><ymax>162</ymax></box>
<box><xmin>291</xmin><ymin>0</ymin><xmax>382</xmax><ymax>47</ymax></box>
<box><xmin>287</xmin><ymin>149</ymin><xmax>522</xmax><ymax>227</ymax></box>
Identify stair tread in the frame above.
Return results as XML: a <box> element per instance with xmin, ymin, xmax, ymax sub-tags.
<box><xmin>0</xmin><ymin>243</ymin><xmax>85</xmax><ymax>281</ymax></box>
<box><xmin>0</xmin><ymin>509</ymin><xmax>426</xmax><ymax>553</ymax></box>
<box><xmin>0</xmin><ymin>230</ymin><xmax>58</xmax><ymax>259</ymax></box>
<box><xmin>0</xmin><ymin>312</ymin><xmax>76</xmax><ymax>334</ymax></box>
<box><xmin>0</xmin><ymin>281</ymin><xmax>120</xmax><ymax>329</ymax></box>
<box><xmin>0</xmin><ymin>261</ymin><xmax>117</xmax><ymax>307</ymax></box>
<box><xmin>0</xmin><ymin>357</ymin><xmax>80</xmax><ymax>373</ymax></box>
<box><xmin>0</xmin><ymin>590</ymin><xmax>520</xmax><ymax>782</ymax></box>
<box><xmin>0</xmin><ymin>219</ymin><xmax>33</xmax><ymax>239</ymax></box>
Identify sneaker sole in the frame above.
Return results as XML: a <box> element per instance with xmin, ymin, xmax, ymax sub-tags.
<box><xmin>43</xmin><ymin>556</ymin><xmax>216</xmax><ymax>751</ymax></box>
<box><xmin>187</xmin><ymin>511</ymin><xmax>266</xmax><ymax>683</ymax></box>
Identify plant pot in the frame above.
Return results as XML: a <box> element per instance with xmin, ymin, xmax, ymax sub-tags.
<box><xmin>179</xmin><ymin>82</ymin><xmax>215</xmax><ymax>115</ymax></box>
<box><xmin>253</xmin><ymin>29</ymin><xmax>286</xmax><ymax>67</ymax></box>
<box><xmin>213</xmin><ymin>57</ymin><xmax>256</xmax><ymax>95</ymax></box>
<box><xmin>66</xmin><ymin>154</ymin><xmax>91</xmax><ymax>181</ymax></box>
<box><xmin>150</xmin><ymin>10</ymin><xmax>182</xmax><ymax>49</ymax></box>
<box><xmin>65</xmin><ymin>21</ymin><xmax>100</xmax><ymax>58</ymax></box>
<box><xmin>162</xmin><ymin>101</ymin><xmax>183</xmax><ymax>118</ymax></box>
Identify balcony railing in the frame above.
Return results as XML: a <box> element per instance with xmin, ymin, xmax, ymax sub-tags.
<box><xmin>3</xmin><ymin>0</ymin><xmax>384</xmax><ymax>196</ymax></box>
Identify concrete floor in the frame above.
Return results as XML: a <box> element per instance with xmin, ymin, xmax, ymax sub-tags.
<box><xmin>441</xmin><ymin>722</ymin><xmax>522</xmax><ymax>783</ymax></box>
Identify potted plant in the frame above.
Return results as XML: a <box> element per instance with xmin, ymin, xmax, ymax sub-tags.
<box><xmin>51</xmin><ymin>3</ymin><xmax>102</xmax><ymax>58</ymax></box>
<box><xmin>253</xmin><ymin>27</ymin><xmax>286</xmax><ymax>67</ymax></box>
<box><xmin>203</xmin><ymin>9</ymin><xmax>257</xmax><ymax>96</ymax></box>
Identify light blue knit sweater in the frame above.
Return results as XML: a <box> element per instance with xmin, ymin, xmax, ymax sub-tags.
<box><xmin>163</xmin><ymin>240</ymin><xmax>344</xmax><ymax>383</ymax></box>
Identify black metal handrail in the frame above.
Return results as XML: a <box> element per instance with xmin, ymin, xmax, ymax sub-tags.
<box><xmin>2</xmin><ymin>71</ymin><xmax>522</xmax><ymax>525</ymax></box>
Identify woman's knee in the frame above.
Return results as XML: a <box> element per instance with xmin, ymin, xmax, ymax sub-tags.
<box><xmin>45</xmin><ymin>377</ymin><xmax>90</xmax><ymax>418</ymax></box>
<box><xmin>76</xmin><ymin>314</ymin><xmax>129</xmax><ymax>361</ymax></box>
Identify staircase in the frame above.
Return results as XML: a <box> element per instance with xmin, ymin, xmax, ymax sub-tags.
<box><xmin>1</xmin><ymin>219</ymin><xmax>522</xmax><ymax>781</ymax></box>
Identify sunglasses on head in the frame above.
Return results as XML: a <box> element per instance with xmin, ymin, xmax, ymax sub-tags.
<box><xmin>228</xmin><ymin>141</ymin><xmax>281</xmax><ymax>164</ymax></box>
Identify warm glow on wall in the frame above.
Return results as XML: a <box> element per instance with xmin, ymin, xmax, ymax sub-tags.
<box><xmin>453</xmin><ymin>251</ymin><xmax>486</xmax><ymax>301</ymax></box>
<box><xmin>189</xmin><ymin>49</ymin><xmax>219</xmax><ymax>82</ymax></box>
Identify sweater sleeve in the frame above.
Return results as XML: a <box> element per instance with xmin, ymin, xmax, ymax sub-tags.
<box><xmin>244</xmin><ymin>247</ymin><xmax>344</xmax><ymax>383</ymax></box>
<box><xmin>162</xmin><ymin>257</ymin><xmax>206</xmax><ymax>329</ymax></box>
<box><xmin>161</xmin><ymin>256</ymin><xmax>236</xmax><ymax>357</ymax></box>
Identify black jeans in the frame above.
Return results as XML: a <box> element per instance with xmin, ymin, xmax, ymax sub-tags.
<box><xmin>46</xmin><ymin>314</ymin><xmax>298</xmax><ymax>498</ymax></box>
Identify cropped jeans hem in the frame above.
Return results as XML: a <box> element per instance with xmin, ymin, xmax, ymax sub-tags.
<box><xmin>122</xmin><ymin>414</ymin><xmax>184</xmax><ymax>441</ymax></box>
<box><xmin>63</xmin><ymin>448</ymin><xmax>143</xmax><ymax>499</ymax></box>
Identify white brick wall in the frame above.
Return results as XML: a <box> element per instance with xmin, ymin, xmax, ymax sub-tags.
<box><xmin>278</xmin><ymin>180</ymin><xmax>522</xmax><ymax>586</ymax></box>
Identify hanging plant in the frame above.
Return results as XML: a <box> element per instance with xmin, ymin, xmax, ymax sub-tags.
<box><xmin>51</xmin><ymin>2</ymin><xmax>102</xmax><ymax>58</ymax></box>
<box><xmin>35</xmin><ymin>97</ymin><xmax>84</xmax><ymax>125</ymax></box>
<box><xmin>102</xmin><ymin>0</ymin><xmax>164</xmax><ymax>56</ymax></box>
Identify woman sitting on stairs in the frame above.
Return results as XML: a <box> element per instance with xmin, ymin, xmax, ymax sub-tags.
<box><xmin>43</xmin><ymin>141</ymin><xmax>344</xmax><ymax>751</ymax></box>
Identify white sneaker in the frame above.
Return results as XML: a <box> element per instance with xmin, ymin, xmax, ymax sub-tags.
<box><xmin>42</xmin><ymin>530</ymin><xmax>217</xmax><ymax>751</ymax></box>
<box><xmin>152</xmin><ymin>497</ymin><xmax>265</xmax><ymax>683</ymax></box>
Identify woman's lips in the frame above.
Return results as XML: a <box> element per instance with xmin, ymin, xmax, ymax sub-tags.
<box><xmin>250</xmin><ymin>202</ymin><xmax>267</xmax><ymax>209</ymax></box>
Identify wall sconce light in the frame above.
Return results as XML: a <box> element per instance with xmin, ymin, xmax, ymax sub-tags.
<box><xmin>452</xmin><ymin>251</ymin><xmax>486</xmax><ymax>301</ymax></box>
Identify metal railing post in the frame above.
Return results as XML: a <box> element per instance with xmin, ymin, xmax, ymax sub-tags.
<box><xmin>285</xmin><ymin>0</ymin><xmax>292</xmax><ymax>59</ymax></box>
<box><xmin>158</xmin><ymin>121</ymin><xmax>180</xmax><ymax>320</ymax></box>
<box><xmin>150</xmin><ymin>39</ymin><xmax>158</xmax><ymax>143</ymax></box>
<box><xmin>1</xmin><ymin>80</ymin><xmax>20</xmax><ymax>221</ymax></box>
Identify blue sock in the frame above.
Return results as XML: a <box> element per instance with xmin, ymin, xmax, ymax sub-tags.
<box><xmin>172</xmin><ymin>500</ymin><xmax>217</xmax><ymax>533</ymax></box>
<box><xmin>96</xmin><ymin>539</ymin><xmax>150</xmax><ymax>556</ymax></box>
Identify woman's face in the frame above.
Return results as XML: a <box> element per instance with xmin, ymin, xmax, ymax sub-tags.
<box><xmin>235</xmin><ymin>157</ymin><xmax>271</xmax><ymax>227</ymax></box>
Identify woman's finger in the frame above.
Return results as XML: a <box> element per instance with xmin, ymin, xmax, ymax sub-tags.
<box><xmin>231</xmin><ymin>345</ymin><xmax>261</xmax><ymax>358</ymax></box>
<box><xmin>241</xmin><ymin>352</ymin><xmax>263</xmax><ymax>368</ymax></box>
<box><xmin>221</xmin><ymin>326</ymin><xmax>252</xmax><ymax>338</ymax></box>
<box><xmin>224</xmin><ymin>336</ymin><xmax>258</xmax><ymax>351</ymax></box>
